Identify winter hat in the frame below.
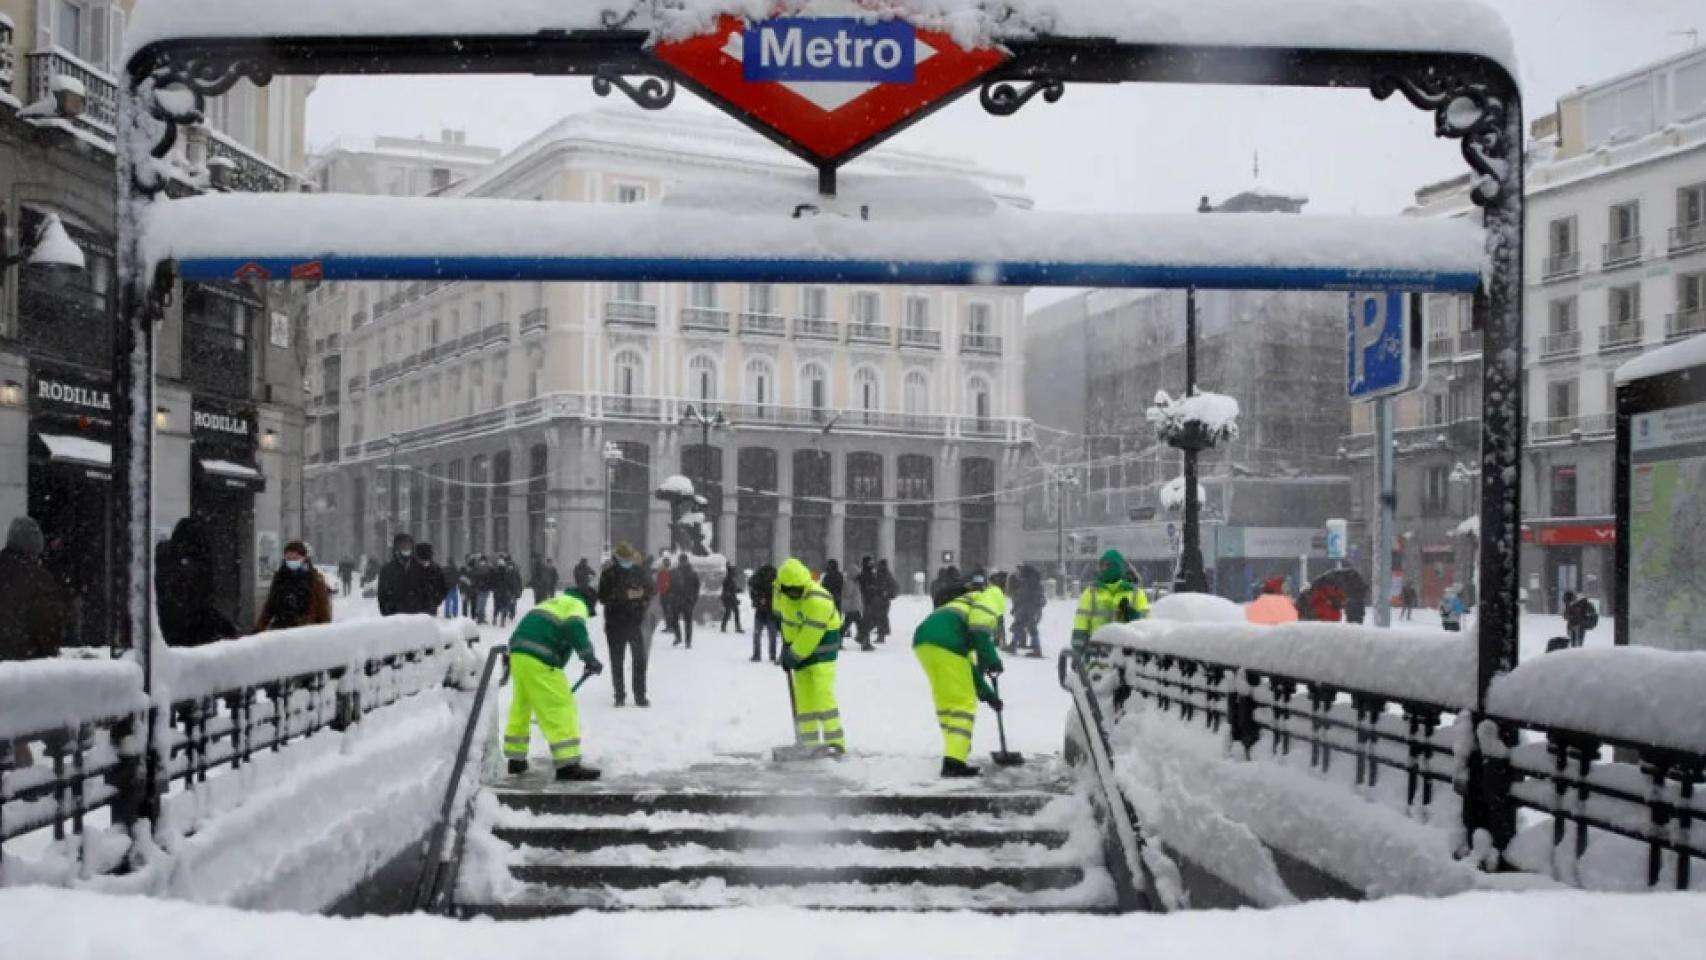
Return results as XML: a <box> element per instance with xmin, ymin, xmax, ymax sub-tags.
<box><xmin>283</xmin><ymin>540</ymin><xmax>310</xmax><ymax>558</ymax></box>
<box><xmin>416</xmin><ymin>543</ymin><xmax>435</xmax><ymax>562</ymax></box>
<box><xmin>6</xmin><ymin>516</ymin><xmax>45</xmax><ymax>558</ymax></box>
<box><xmin>613</xmin><ymin>542</ymin><xmax>642</xmax><ymax>565</ymax></box>
<box><xmin>1263</xmin><ymin>576</ymin><xmax>1286</xmax><ymax>595</ymax></box>
<box><xmin>1097</xmin><ymin>549</ymin><xmax>1129</xmax><ymax>585</ymax></box>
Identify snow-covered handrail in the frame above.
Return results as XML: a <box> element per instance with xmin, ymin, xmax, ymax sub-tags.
<box><xmin>142</xmin><ymin>192</ymin><xmax>1487</xmax><ymax>293</ymax></box>
<box><xmin>1095</xmin><ymin>620</ymin><xmax>1476</xmax><ymax>709</ymax></box>
<box><xmin>1486</xmin><ymin>647</ymin><xmax>1706</xmax><ymax>756</ymax></box>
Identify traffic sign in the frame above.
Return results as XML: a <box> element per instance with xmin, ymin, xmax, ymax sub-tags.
<box><xmin>1325</xmin><ymin>518</ymin><xmax>1347</xmax><ymax>560</ymax></box>
<box><xmin>1346</xmin><ymin>290</ymin><xmax>1423</xmax><ymax>401</ymax></box>
<box><xmin>653</xmin><ymin>13</ymin><xmax>1009</xmax><ymax>168</ymax></box>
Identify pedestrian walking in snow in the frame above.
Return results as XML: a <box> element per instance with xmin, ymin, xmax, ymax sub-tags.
<box><xmin>669</xmin><ymin>553</ymin><xmax>700</xmax><ymax>648</ymax></box>
<box><xmin>255</xmin><ymin>540</ymin><xmax>332</xmax><ymax>632</ymax></box>
<box><xmin>1246</xmin><ymin>577</ymin><xmax>1299</xmax><ymax>625</ymax></box>
<box><xmin>378</xmin><ymin>533</ymin><xmax>434</xmax><ymax>617</ymax></box>
<box><xmin>441</xmin><ymin>558</ymin><xmax>462</xmax><ymax>618</ymax></box>
<box><xmin>1010</xmin><ymin>565</ymin><xmax>1046</xmax><ymax>657</ymax></box>
<box><xmin>503</xmin><ymin>586</ymin><xmax>604</xmax><ymax>781</ymax></box>
<box><xmin>776</xmin><ymin>558</ymin><xmax>846</xmax><ymax>757</ymax></box>
<box><xmin>0</xmin><ymin>516</ymin><xmax>70</xmax><ymax>662</ymax></box>
<box><xmin>1563</xmin><ymin>590</ymin><xmax>1598</xmax><ymax>647</ymax></box>
<box><xmin>1439</xmin><ymin>589</ymin><xmax>1466</xmax><ymax>632</ymax></box>
<box><xmin>655</xmin><ymin>557</ymin><xmax>675</xmax><ymax>641</ymax></box>
<box><xmin>720</xmin><ymin>563</ymin><xmax>744</xmax><ymax>633</ymax></box>
<box><xmin>1400</xmin><ymin>583</ymin><xmax>1418</xmax><ymax>621</ymax></box>
<box><xmin>914</xmin><ymin>575</ymin><xmax>1006</xmax><ymax>777</ymax></box>
<box><xmin>842</xmin><ymin>566</ymin><xmax>868</xmax><ymax>650</ymax></box>
<box><xmin>337</xmin><ymin>558</ymin><xmax>355</xmax><ymax>597</ymax></box>
<box><xmin>872</xmin><ymin>559</ymin><xmax>898</xmax><ymax>642</ymax></box>
<box><xmin>749</xmin><ymin>563</ymin><xmax>780</xmax><ymax>662</ymax></box>
<box><xmin>156</xmin><ymin>517</ymin><xmax>241</xmax><ymax>646</ymax></box>
<box><xmin>573</xmin><ymin>557</ymin><xmax>595</xmax><ymax>593</ymax></box>
<box><xmin>597</xmin><ymin>543</ymin><xmax>655</xmax><ymax>707</ymax></box>
<box><xmin>821</xmin><ymin>558</ymin><xmax>845</xmax><ymax>610</ymax></box>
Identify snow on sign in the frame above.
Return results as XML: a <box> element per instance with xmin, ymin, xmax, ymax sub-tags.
<box><xmin>1346</xmin><ymin>290</ymin><xmax>1423</xmax><ymax>401</ymax></box>
<box><xmin>653</xmin><ymin>13</ymin><xmax>1008</xmax><ymax>166</ymax></box>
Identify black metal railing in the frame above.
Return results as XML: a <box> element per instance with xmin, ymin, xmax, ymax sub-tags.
<box><xmin>1099</xmin><ymin>626</ymin><xmax>1706</xmax><ymax>892</ymax></box>
<box><xmin>414</xmin><ymin>645</ymin><xmax>506</xmax><ymax>913</ymax></box>
<box><xmin>1</xmin><ymin>618</ymin><xmax>477</xmax><ymax>883</ymax></box>
<box><xmin>26</xmin><ymin>48</ymin><xmax>118</xmax><ymax>130</ymax></box>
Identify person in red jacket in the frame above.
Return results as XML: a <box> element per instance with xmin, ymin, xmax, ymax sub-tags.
<box><xmin>1298</xmin><ymin>582</ymin><xmax>1346</xmax><ymax>622</ymax></box>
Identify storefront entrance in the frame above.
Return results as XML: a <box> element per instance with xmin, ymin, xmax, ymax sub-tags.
<box><xmin>190</xmin><ymin>397</ymin><xmax>266</xmax><ymax>629</ymax></box>
<box><xmin>26</xmin><ymin>362</ymin><xmax>115</xmax><ymax>649</ymax></box>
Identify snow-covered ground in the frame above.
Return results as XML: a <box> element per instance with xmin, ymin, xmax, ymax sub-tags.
<box><xmin>5</xmin><ymin>885</ymin><xmax>1705</xmax><ymax>960</ymax></box>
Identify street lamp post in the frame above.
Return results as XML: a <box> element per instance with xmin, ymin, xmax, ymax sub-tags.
<box><xmin>1050</xmin><ymin>466</ymin><xmax>1079</xmax><ymax>598</ymax></box>
<box><xmin>380</xmin><ymin>435</ymin><xmax>403</xmax><ymax>551</ymax></box>
<box><xmin>679</xmin><ymin>403</ymin><xmax>730</xmax><ymax>551</ymax></box>
<box><xmin>1175</xmin><ymin>286</ymin><xmax>1211</xmax><ymax>594</ymax></box>
<box><xmin>602</xmin><ymin>440</ymin><xmax>622</xmax><ymax>556</ymax></box>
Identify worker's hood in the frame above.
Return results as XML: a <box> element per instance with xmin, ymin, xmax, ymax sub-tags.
<box><xmin>1098</xmin><ymin>549</ymin><xmax>1129</xmax><ymax>585</ymax></box>
<box><xmin>776</xmin><ymin>558</ymin><xmax>813</xmax><ymax>590</ymax></box>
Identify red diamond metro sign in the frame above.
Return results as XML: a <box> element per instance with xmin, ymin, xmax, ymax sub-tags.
<box><xmin>653</xmin><ymin>11</ymin><xmax>1009</xmax><ymax>173</ymax></box>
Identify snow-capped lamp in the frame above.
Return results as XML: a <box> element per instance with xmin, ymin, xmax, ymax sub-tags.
<box><xmin>3</xmin><ymin>212</ymin><xmax>86</xmax><ymax>277</ymax></box>
<box><xmin>1146</xmin><ymin>389</ymin><xmax>1239</xmax><ymax>452</ymax></box>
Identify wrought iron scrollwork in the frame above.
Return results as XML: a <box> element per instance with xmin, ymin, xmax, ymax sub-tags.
<box><xmin>592</xmin><ymin>70</ymin><xmax>677</xmax><ymax>110</ymax></box>
<box><xmin>979</xmin><ymin>79</ymin><xmax>1064</xmax><ymax>117</ymax></box>
<box><xmin>1372</xmin><ymin>75</ymin><xmax>1513</xmax><ymax>209</ymax></box>
<box><xmin>129</xmin><ymin>51</ymin><xmax>279</xmax><ymax>196</ymax></box>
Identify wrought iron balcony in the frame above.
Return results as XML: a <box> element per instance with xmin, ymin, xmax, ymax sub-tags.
<box><xmin>520</xmin><ymin>308</ymin><xmax>549</xmax><ymax>337</ymax></box>
<box><xmin>602</xmin><ymin>394</ymin><xmax>663</xmax><ymax>420</ymax></box>
<box><xmin>1427</xmin><ymin>336</ymin><xmax>1453</xmax><ymax>361</ymax></box>
<box><xmin>1</xmin><ymin>18</ymin><xmax>15</xmax><ymax>95</ymax></box>
<box><xmin>204</xmin><ymin>130</ymin><xmax>291</xmax><ymax>193</ymax></box>
<box><xmin>350</xmin><ymin>310</ymin><xmax>368</xmax><ymax>328</ymax></box>
<box><xmin>606</xmin><ymin>300</ymin><xmax>658</xmax><ymax>326</ymax></box>
<box><xmin>1530</xmin><ymin>413</ymin><xmax>1614</xmax><ymax>442</ymax></box>
<box><xmin>1601</xmin><ymin>236</ymin><xmax>1642</xmax><ymax>269</ymax></box>
<box><xmin>738</xmin><ymin>312</ymin><xmax>783</xmax><ymax>336</ymax></box>
<box><xmin>682</xmin><ymin>307</ymin><xmax>732</xmax><ymax>333</ymax></box>
<box><xmin>1671</xmin><ymin>222</ymin><xmax>1706</xmax><ymax>255</ymax></box>
<box><xmin>347</xmin><ymin>375</ymin><xmax>365</xmax><ymax>394</ymax></box>
<box><xmin>480</xmin><ymin>322</ymin><xmax>510</xmax><ymax>348</ymax></box>
<box><xmin>1667</xmin><ymin>308</ymin><xmax>1706</xmax><ymax>342</ymax></box>
<box><xmin>1538</xmin><ymin>329</ymin><xmax>1581</xmax><ymax>360</ymax></box>
<box><xmin>1598</xmin><ymin>319</ymin><xmax>1644</xmax><ymax>353</ymax></box>
<box><xmin>848</xmin><ymin>323</ymin><xmax>892</xmax><ymax>345</ymax></box>
<box><xmin>960</xmin><ymin>333</ymin><xmax>1002</xmax><ymax>355</ymax></box>
<box><xmin>900</xmin><ymin>327</ymin><xmax>942</xmax><ymax>349</ymax></box>
<box><xmin>1541</xmin><ymin>251</ymin><xmax>1579</xmax><ymax>280</ymax></box>
<box><xmin>12</xmin><ymin>275</ymin><xmax>112</xmax><ymax>367</ymax></box>
<box><xmin>26</xmin><ymin>48</ymin><xmax>118</xmax><ymax>131</ymax></box>
<box><xmin>794</xmin><ymin>317</ymin><xmax>839</xmax><ymax>341</ymax></box>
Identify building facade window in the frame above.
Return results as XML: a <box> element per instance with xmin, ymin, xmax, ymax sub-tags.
<box><xmin>614</xmin><ymin>280</ymin><xmax>645</xmax><ymax>303</ymax></box>
<box><xmin>960</xmin><ymin>457</ymin><xmax>996</xmax><ymax>571</ymax></box>
<box><xmin>904</xmin><ymin>370</ymin><xmax>930</xmax><ymax>416</ymax></box>
<box><xmin>736</xmin><ymin>448</ymin><xmax>779</xmax><ymax>572</ymax></box>
<box><xmin>1549</xmin><ymin>216</ymin><xmax>1576</xmax><ymax>257</ymax></box>
<box><xmin>615</xmin><ymin>184</ymin><xmax>647</xmax><ymax>204</ymax></box>
<box><xmin>689</xmin><ymin>282</ymin><xmax>718</xmax><ymax>309</ymax></box>
<box><xmin>1549</xmin><ymin>296</ymin><xmax>1577</xmax><ymax>334</ymax></box>
<box><xmin>854</xmin><ymin>366</ymin><xmax>880</xmax><ymax>414</ymax></box>
<box><xmin>966</xmin><ymin>375</ymin><xmax>993</xmax><ymax>422</ymax></box>
<box><xmin>852</xmin><ymin>291</ymin><xmax>881</xmax><ymax>326</ymax></box>
<box><xmin>1550</xmin><ymin>465</ymin><xmax>1578</xmax><ymax>518</ymax></box>
<box><xmin>801</xmin><ymin>287</ymin><xmax>828</xmax><ymax>319</ymax></box>
<box><xmin>800</xmin><ymin>362</ymin><xmax>828</xmax><ymax>414</ymax></box>
<box><xmin>904</xmin><ymin>296</ymin><xmax>930</xmax><ymax>332</ymax></box>
<box><xmin>747</xmin><ymin>284</ymin><xmax>775</xmax><ymax>315</ymax></box>
<box><xmin>744</xmin><ymin>357</ymin><xmax>773</xmax><ymax>410</ymax></box>
<box><xmin>1609</xmin><ymin>284</ymin><xmax>1641</xmax><ymax>325</ymax></box>
<box><xmin>1548</xmin><ymin>378</ymin><xmax>1578</xmax><ymax>421</ymax></box>
<box><xmin>689</xmin><ymin>354</ymin><xmax>720</xmax><ymax>401</ymax></box>
<box><xmin>613</xmin><ymin>349</ymin><xmax>644</xmax><ymax>397</ymax></box>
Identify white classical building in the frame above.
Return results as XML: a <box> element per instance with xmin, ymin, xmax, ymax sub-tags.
<box><xmin>1521</xmin><ymin>45</ymin><xmax>1706</xmax><ymax>612</ymax></box>
<box><xmin>301</xmin><ymin>112</ymin><xmax>1033</xmax><ymax>584</ymax></box>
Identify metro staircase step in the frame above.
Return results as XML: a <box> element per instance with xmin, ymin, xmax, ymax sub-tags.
<box><xmin>508</xmin><ymin>863</ymin><xmax>1087</xmax><ymax>890</ymax></box>
<box><xmin>491</xmin><ymin>826</ymin><xmax>1074</xmax><ymax>852</ymax></box>
<box><xmin>494</xmin><ymin>791</ymin><xmax>1056</xmax><ymax>819</ymax></box>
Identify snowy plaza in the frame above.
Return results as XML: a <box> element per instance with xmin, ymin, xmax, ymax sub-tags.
<box><xmin>4</xmin><ymin>0</ymin><xmax>1706</xmax><ymax>954</ymax></box>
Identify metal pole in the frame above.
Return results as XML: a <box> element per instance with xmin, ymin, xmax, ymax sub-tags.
<box><xmin>1177</xmin><ymin>287</ymin><xmax>1210</xmax><ymax>594</ymax></box>
<box><xmin>1374</xmin><ymin>397</ymin><xmax>1395</xmax><ymax>627</ymax></box>
<box><xmin>1055</xmin><ymin>474</ymin><xmax>1065</xmax><ymax>598</ymax></box>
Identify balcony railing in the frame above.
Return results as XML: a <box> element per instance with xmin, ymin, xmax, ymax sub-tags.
<box><xmin>347</xmin><ymin>376</ymin><xmax>365</xmax><ymax>394</ymax></box>
<box><xmin>1602</xmin><ymin>236</ymin><xmax>1643</xmax><ymax>269</ymax></box>
<box><xmin>739</xmin><ymin>312</ymin><xmax>784</xmax><ymax>336</ymax></box>
<box><xmin>1541</xmin><ymin>251</ymin><xmax>1579</xmax><ymax>279</ymax></box>
<box><xmin>681</xmin><ymin>307</ymin><xmax>732</xmax><ymax>333</ymax></box>
<box><xmin>350</xmin><ymin>310</ymin><xmax>368</xmax><ymax>328</ymax></box>
<box><xmin>1598</xmin><ymin>319</ymin><xmax>1644</xmax><ymax>353</ymax></box>
<box><xmin>1538</xmin><ymin>329</ymin><xmax>1581</xmax><ymax>360</ymax></box>
<box><xmin>960</xmin><ymin>333</ymin><xmax>1003</xmax><ymax>355</ymax></box>
<box><xmin>892</xmin><ymin>327</ymin><xmax>937</xmax><ymax>349</ymax></box>
<box><xmin>1427</xmin><ymin>336</ymin><xmax>1453</xmax><ymax>361</ymax></box>
<box><xmin>605</xmin><ymin>300</ymin><xmax>658</xmax><ymax>326</ymax></box>
<box><xmin>848</xmin><ymin>323</ymin><xmax>892</xmax><ymax>344</ymax></box>
<box><xmin>520</xmin><ymin>308</ymin><xmax>549</xmax><ymax>337</ymax></box>
<box><xmin>0</xmin><ymin>17</ymin><xmax>13</xmax><ymax>94</ymax></box>
<box><xmin>479</xmin><ymin>322</ymin><xmax>510</xmax><ymax>348</ymax></box>
<box><xmin>1670</xmin><ymin>221</ymin><xmax>1706</xmax><ymax>255</ymax></box>
<box><xmin>794</xmin><ymin>317</ymin><xmax>839</xmax><ymax>341</ymax></box>
<box><xmin>1457</xmin><ymin>329</ymin><xmax>1483</xmax><ymax>354</ymax></box>
<box><xmin>1530</xmin><ymin>413</ymin><xmax>1614</xmax><ymax>442</ymax></box>
<box><xmin>1668</xmin><ymin>308</ymin><xmax>1706</xmax><ymax>342</ymax></box>
<box><xmin>27</xmin><ymin>48</ymin><xmax>118</xmax><ymax>131</ymax></box>
<box><xmin>602</xmin><ymin>394</ymin><xmax>664</xmax><ymax>420</ymax></box>
<box><xmin>205</xmin><ymin>129</ymin><xmax>291</xmax><ymax>193</ymax></box>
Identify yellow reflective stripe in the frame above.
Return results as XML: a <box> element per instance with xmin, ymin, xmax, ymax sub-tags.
<box><xmin>798</xmin><ymin>709</ymin><xmax>841</xmax><ymax>722</ymax></box>
<box><xmin>937</xmin><ymin>709</ymin><xmax>976</xmax><ymax>722</ymax></box>
<box><xmin>800</xmin><ymin>617</ymin><xmax>830</xmax><ymax>629</ymax></box>
<box><xmin>940</xmin><ymin>724</ymin><xmax>974</xmax><ymax>740</ymax></box>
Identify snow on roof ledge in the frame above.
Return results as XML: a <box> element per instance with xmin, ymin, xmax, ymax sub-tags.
<box><xmin>124</xmin><ymin>0</ymin><xmax>1517</xmax><ymax>76</ymax></box>
<box><xmin>142</xmin><ymin>192</ymin><xmax>1487</xmax><ymax>292</ymax></box>
<box><xmin>1614</xmin><ymin>332</ymin><xmax>1706</xmax><ymax>384</ymax></box>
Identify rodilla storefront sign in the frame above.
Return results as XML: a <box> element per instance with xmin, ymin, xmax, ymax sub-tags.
<box><xmin>744</xmin><ymin>18</ymin><xmax>917</xmax><ymax>83</ymax></box>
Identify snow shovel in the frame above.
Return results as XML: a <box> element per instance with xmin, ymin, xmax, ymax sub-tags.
<box><xmin>988</xmin><ymin>675</ymin><xmax>1024</xmax><ymax>767</ymax></box>
<box><xmin>571</xmin><ymin>664</ymin><xmax>600</xmax><ymax>693</ymax></box>
<box><xmin>771</xmin><ymin>664</ymin><xmax>820</xmax><ymax>762</ymax></box>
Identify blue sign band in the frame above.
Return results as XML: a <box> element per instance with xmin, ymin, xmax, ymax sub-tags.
<box><xmin>744</xmin><ymin>18</ymin><xmax>916</xmax><ymax>83</ymax></box>
<box><xmin>177</xmin><ymin>256</ymin><xmax>1481</xmax><ymax>293</ymax></box>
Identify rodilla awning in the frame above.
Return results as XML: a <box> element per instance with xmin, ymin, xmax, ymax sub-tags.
<box><xmin>35</xmin><ymin>432</ymin><xmax>113</xmax><ymax>477</ymax></box>
<box><xmin>143</xmin><ymin>186</ymin><xmax>1486</xmax><ymax>293</ymax></box>
<box><xmin>196</xmin><ymin>457</ymin><xmax>266</xmax><ymax>494</ymax></box>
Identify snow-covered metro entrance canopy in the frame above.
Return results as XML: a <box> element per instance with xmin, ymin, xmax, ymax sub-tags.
<box><xmin>115</xmin><ymin>0</ymin><xmax>1527</xmax><ymax>744</ymax></box>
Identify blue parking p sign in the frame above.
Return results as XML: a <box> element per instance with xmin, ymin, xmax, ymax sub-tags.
<box><xmin>1347</xmin><ymin>291</ymin><xmax>1421</xmax><ymax>401</ymax></box>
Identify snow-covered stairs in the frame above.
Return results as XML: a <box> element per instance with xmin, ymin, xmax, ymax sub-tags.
<box><xmin>455</xmin><ymin>760</ymin><xmax>1118</xmax><ymax>915</ymax></box>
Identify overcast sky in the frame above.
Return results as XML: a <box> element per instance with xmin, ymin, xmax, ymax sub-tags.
<box><xmin>305</xmin><ymin>2</ymin><xmax>1699</xmax><ymax>217</ymax></box>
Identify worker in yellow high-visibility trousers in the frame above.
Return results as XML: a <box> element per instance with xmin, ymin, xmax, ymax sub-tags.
<box><xmin>913</xmin><ymin>570</ymin><xmax>1006</xmax><ymax>777</ymax></box>
<box><xmin>504</xmin><ymin>586</ymin><xmax>604</xmax><ymax>781</ymax></box>
<box><xmin>774</xmin><ymin>558</ymin><xmax>846</xmax><ymax>756</ymax></box>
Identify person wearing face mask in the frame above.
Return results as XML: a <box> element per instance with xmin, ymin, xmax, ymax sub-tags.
<box><xmin>378</xmin><ymin>532</ymin><xmax>430</xmax><ymax>616</ymax></box>
<box><xmin>256</xmin><ymin>540</ymin><xmax>332</xmax><ymax>631</ymax></box>
<box><xmin>596</xmin><ymin>542</ymin><xmax>656</xmax><ymax>707</ymax></box>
